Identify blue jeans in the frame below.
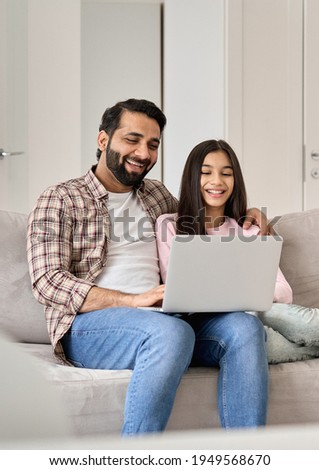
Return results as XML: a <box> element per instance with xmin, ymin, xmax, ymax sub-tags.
<box><xmin>61</xmin><ymin>309</ymin><xmax>268</xmax><ymax>435</ymax></box>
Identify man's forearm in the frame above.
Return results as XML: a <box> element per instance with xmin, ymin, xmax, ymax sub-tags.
<box><xmin>79</xmin><ymin>286</ymin><xmax>136</xmax><ymax>312</ymax></box>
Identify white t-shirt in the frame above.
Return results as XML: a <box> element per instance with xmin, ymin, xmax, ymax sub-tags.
<box><xmin>95</xmin><ymin>191</ymin><xmax>160</xmax><ymax>293</ymax></box>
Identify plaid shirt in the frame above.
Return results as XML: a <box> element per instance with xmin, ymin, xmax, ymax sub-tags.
<box><xmin>27</xmin><ymin>167</ymin><xmax>178</xmax><ymax>363</ymax></box>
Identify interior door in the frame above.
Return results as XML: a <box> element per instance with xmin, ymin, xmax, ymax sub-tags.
<box><xmin>0</xmin><ymin>0</ymin><xmax>28</xmax><ymax>213</ymax></box>
<box><xmin>303</xmin><ymin>0</ymin><xmax>319</xmax><ymax>210</ymax></box>
<box><xmin>226</xmin><ymin>0</ymin><xmax>304</xmax><ymax>217</ymax></box>
<box><xmin>0</xmin><ymin>0</ymin><xmax>162</xmax><ymax>214</ymax></box>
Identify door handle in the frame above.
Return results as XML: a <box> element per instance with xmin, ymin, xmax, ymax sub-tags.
<box><xmin>311</xmin><ymin>168</ymin><xmax>319</xmax><ymax>179</ymax></box>
<box><xmin>0</xmin><ymin>148</ymin><xmax>24</xmax><ymax>160</ymax></box>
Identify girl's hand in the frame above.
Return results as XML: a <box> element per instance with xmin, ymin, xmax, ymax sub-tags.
<box><xmin>243</xmin><ymin>207</ymin><xmax>269</xmax><ymax>235</ymax></box>
<box><xmin>131</xmin><ymin>285</ymin><xmax>165</xmax><ymax>308</ymax></box>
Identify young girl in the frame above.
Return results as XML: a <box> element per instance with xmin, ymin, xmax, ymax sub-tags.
<box><xmin>156</xmin><ymin>139</ymin><xmax>292</xmax><ymax>303</ymax></box>
<box><xmin>155</xmin><ymin>139</ymin><xmax>292</xmax><ymax>429</ymax></box>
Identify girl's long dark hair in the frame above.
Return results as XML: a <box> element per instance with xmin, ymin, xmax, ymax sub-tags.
<box><xmin>176</xmin><ymin>140</ymin><xmax>247</xmax><ymax>235</ymax></box>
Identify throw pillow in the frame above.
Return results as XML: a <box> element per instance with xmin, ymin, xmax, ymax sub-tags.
<box><xmin>273</xmin><ymin>208</ymin><xmax>319</xmax><ymax>308</ymax></box>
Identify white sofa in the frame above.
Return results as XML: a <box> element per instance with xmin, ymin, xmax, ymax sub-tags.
<box><xmin>1</xmin><ymin>208</ymin><xmax>319</xmax><ymax>438</ymax></box>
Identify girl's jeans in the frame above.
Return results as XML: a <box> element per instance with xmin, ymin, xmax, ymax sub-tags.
<box><xmin>61</xmin><ymin>308</ymin><xmax>268</xmax><ymax>435</ymax></box>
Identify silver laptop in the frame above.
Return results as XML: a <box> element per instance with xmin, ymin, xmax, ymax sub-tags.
<box><xmin>146</xmin><ymin>234</ymin><xmax>283</xmax><ymax>313</ymax></box>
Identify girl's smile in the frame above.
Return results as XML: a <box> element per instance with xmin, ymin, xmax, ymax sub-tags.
<box><xmin>200</xmin><ymin>150</ymin><xmax>235</xmax><ymax>219</ymax></box>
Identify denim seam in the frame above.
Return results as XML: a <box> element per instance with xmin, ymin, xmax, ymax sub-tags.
<box><xmin>124</xmin><ymin>338</ymin><xmax>152</xmax><ymax>435</ymax></box>
<box><xmin>67</xmin><ymin>326</ymin><xmax>154</xmax><ymax>337</ymax></box>
<box><xmin>221</xmin><ymin>355</ymin><xmax>229</xmax><ymax>428</ymax></box>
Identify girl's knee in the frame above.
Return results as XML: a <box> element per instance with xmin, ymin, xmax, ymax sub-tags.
<box><xmin>158</xmin><ymin>317</ymin><xmax>196</xmax><ymax>354</ymax></box>
<box><xmin>229</xmin><ymin>312</ymin><xmax>266</xmax><ymax>344</ymax></box>
<box><xmin>233</xmin><ymin>311</ymin><xmax>263</xmax><ymax>329</ymax></box>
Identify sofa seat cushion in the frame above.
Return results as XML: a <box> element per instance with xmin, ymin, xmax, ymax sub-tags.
<box><xmin>19</xmin><ymin>343</ymin><xmax>132</xmax><ymax>436</ymax></box>
<box><xmin>18</xmin><ymin>343</ymin><xmax>221</xmax><ymax>434</ymax></box>
<box><xmin>18</xmin><ymin>344</ymin><xmax>319</xmax><ymax>436</ymax></box>
<box><xmin>267</xmin><ymin>358</ymin><xmax>319</xmax><ymax>425</ymax></box>
<box><xmin>0</xmin><ymin>333</ymin><xmax>71</xmax><ymax>442</ymax></box>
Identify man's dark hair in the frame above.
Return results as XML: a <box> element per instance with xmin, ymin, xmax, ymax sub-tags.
<box><xmin>96</xmin><ymin>98</ymin><xmax>166</xmax><ymax>160</ymax></box>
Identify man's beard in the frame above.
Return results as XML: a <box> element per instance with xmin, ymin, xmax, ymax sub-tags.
<box><xmin>106</xmin><ymin>143</ymin><xmax>153</xmax><ymax>187</ymax></box>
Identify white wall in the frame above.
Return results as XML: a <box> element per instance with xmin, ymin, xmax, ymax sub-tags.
<box><xmin>81</xmin><ymin>1</ymin><xmax>162</xmax><ymax>180</ymax></box>
<box><xmin>0</xmin><ymin>0</ymin><xmax>28</xmax><ymax>213</ymax></box>
<box><xmin>28</xmin><ymin>0</ymin><xmax>82</xmax><ymax>208</ymax></box>
<box><xmin>81</xmin><ymin>0</ymin><xmax>226</xmax><ymax>197</ymax></box>
<box><xmin>226</xmin><ymin>0</ymin><xmax>304</xmax><ymax>217</ymax></box>
<box><xmin>1</xmin><ymin>0</ymin><xmax>82</xmax><ymax>213</ymax></box>
<box><xmin>163</xmin><ymin>0</ymin><xmax>225</xmax><ymax>197</ymax></box>
<box><xmin>1</xmin><ymin>0</ymin><xmax>226</xmax><ymax>212</ymax></box>
<box><xmin>9</xmin><ymin>0</ymin><xmax>307</xmax><ymax>216</ymax></box>
<box><xmin>303</xmin><ymin>0</ymin><xmax>319</xmax><ymax>210</ymax></box>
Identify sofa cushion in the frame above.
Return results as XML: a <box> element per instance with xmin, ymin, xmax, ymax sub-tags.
<box><xmin>18</xmin><ymin>343</ymin><xmax>319</xmax><ymax>435</ymax></box>
<box><xmin>273</xmin><ymin>208</ymin><xmax>319</xmax><ymax>308</ymax></box>
<box><xmin>20</xmin><ymin>343</ymin><xmax>133</xmax><ymax>436</ymax></box>
<box><xmin>0</xmin><ymin>210</ymin><xmax>49</xmax><ymax>343</ymax></box>
<box><xmin>0</xmin><ymin>332</ymin><xmax>71</xmax><ymax>441</ymax></box>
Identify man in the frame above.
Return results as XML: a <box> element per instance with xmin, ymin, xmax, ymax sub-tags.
<box><xmin>27</xmin><ymin>98</ymin><xmax>269</xmax><ymax>436</ymax></box>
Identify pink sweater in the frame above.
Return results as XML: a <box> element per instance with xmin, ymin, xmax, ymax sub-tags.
<box><xmin>155</xmin><ymin>213</ymin><xmax>293</xmax><ymax>304</ymax></box>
